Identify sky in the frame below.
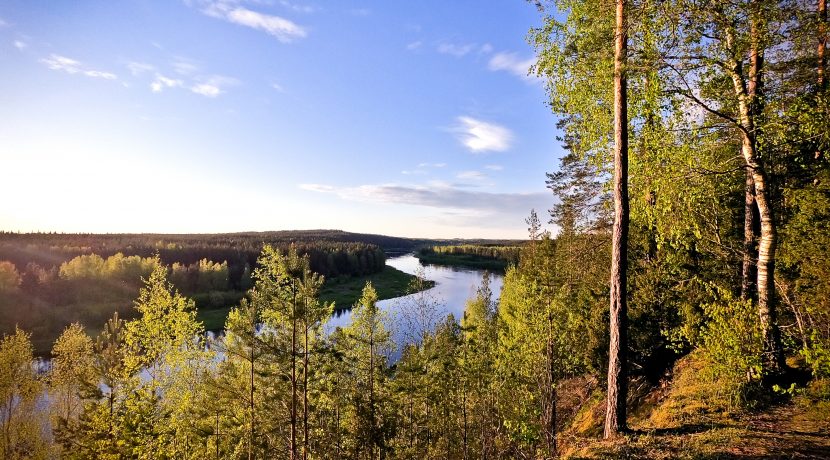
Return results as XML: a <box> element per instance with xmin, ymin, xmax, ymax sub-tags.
<box><xmin>0</xmin><ymin>1</ymin><xmax>565</xmax><ymax>239</ymax></box>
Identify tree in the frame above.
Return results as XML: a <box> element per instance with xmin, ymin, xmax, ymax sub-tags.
<box><xmin>604</xmin><ymin>0</ymin><xmax>630</xmax><ymax>437</ymax></box>
<box><xmin>121</xmin><ymin>258</ymin><xmax>208</xmax><ymax>457</ymax></box>
<box><xmin>342</xmin><ymin>282</ymin><xmax>393</xmax><ymax>459</ymax></box>
<box><xmin>49</xmin><ymin>324</ymin><xmax>97</xmax><ymax>454</ymax></box>
<box><xmin>0</xmin><ymin>328</ymin><xmax>47</xmax><ymax>459</ymax></box>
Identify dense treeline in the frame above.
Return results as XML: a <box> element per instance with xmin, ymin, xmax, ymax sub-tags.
<box><xmin>416</xmin><ymin>244</ymin><xmax>521</xmax><ymax>271</ymax></box>
<box><xmin>0</xmin><ymin>238</ymin><xmax>386</xmax><ymax>355</ymax></box>
<box><xmin>0</xmin><ymin>233</ymin><xmax>387</xmax><ymax>283</ymax></box>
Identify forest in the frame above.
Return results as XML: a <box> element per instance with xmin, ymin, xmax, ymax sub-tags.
<box><xmin>416</xmin><ymin>245</ymin><xmax>522</xmax><ymax>271</ymax></box>
<box><xmin>1</xmin><ymin>0</ymin><xmax>830</xmax><ymax>458</ymax></box>
<box><xmin>0</xmin><ymin>235</ymin><xmax>388</xmax><ymax>355</ymax></box>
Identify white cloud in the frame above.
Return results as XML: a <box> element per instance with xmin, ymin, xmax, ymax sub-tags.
<box><xmin>172</xmin><ymin>59</ymin><xmax>199</xmax><ymax>75</ymax></box>
<box><xmin>279</xmin><ymin>0</ymin><xmax>317</xmax><ymax>13</ymax></box>
<box><xmin>402</xmin><ymin>162</ymin><xmax>445</xmax><ymax>176</ymax></box>
<box><xmin>190</xmin><ymin>75</ymin><xmax>237</xmax><ymax>97</ymax></box>
<box><xmin>479</xmin><ymin>43</ymin><xmax>493</xmax><ymax>54</ymax></box>
<box><xmin>453</xmin><ymin>116</ymin><xmax>513</xmax><ymax>153</ymax></box>
<box><xmin>457</xmin><ymin>170</ymin><xmax>487</xmax><ymax>181</ymax></box>
<box><xmin>488</xmin><ymin>52</ymin><xmax>536</xmax><ymax>81</ymax></box>
<box><xmin>41</xmin><ymin>55</ymin><xmax>81</xmax><ymax>72</ymax></box>
<box><xmin>191</xmin><ymin>83</ymin><xmax>221</xmax><ymax>97</ymax></box>
<box><xmin>271</xmin><ymin>82</ymin><xmax>285</xmax><ymax>92</ymax></box>
<box><xmin>13</xmin><ymin>40</ymin><xmax>26</xmax><ymax>50</ymax></box>
<box><xmin>406</xmin><ymin>40</ymin><xmax>422</xmax><ymax>51</ymax></box>
<box><xmin>0</xmin><ymin>18</ymin><xmax>8</xmax><ymax>28</ymax></box>
<box><xmin>484</xmin><ymin>164</ymin><xmax>504</xmax><ymax>171</ymax></box>
<box><xmin>201</xmin><ymin>1</ymin><xmax>307</xmax><ymax>42</ymax></box>
<box><xmin>150</xmin><ymin>74</ymin><xmax>183</xmax><ymax>92</ymax></box>
<box><xmin>127</xmin><ymin>61</ymin><xmax>154</xmax><ymax>76</ymax></box>
<box><xmin>83</xmin><ymin>70</ymin><xmax>118</xmax><ymax>79</ymax></box>
<box><xmin>41</xmin><ymin>54</ymin><xmax>118</xmax><ymax>80</ymax></box>
<box><xmin>300</xmin><ymin>182</ymin><xmax>548</xmax><ymax>220</ymax></box>
<box><xmin>299</xmin><ymin>183</ymin><xmax>335</xmax><ymax>193</ymax></box>
<box><xmin>437</xmin><ymin>42</ymin><xmax>475</xmax><ymax>57</ymax></box>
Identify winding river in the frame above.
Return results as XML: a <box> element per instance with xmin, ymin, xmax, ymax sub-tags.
<box><xmin>326</xmin><ymin>254</ymin><xmax>504</xmax><ymax>347</ymax></box>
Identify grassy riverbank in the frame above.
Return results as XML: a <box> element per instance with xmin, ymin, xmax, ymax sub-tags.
<box><xmin>196</xmin><ymin>265</ymin><xmax>431</xmax><ymax>330</ymax></box>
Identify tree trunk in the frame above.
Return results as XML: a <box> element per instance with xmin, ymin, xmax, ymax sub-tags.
<box><xmin>291</xmin><ymin>284</ymin><xmax>297</xmax><ymax>460</ymax></box>
<box><xmin>820</xmin><ymin>0</ymin><xmax>827</xmax><ymax>89</ymax></box>
<box><xmin>725</xmin><ymin>8</ymin><xmax>785</xmax><ymax>374</ymax></box>
<box><xmin>604</xmin><ymin>0</ymin><xmax>630</xmax><ymax>439</ymax></box>
<box><xmin>741</xmin><ymin>169</ymin><xmax>758</xmax><ymax>302</ymax></box>
<box><xmin>250</xmin><ymin>308</ymin><xmax>256</xmax><ymax>460</ymax></box>
<box><xmin>303</xmin><ymin>300</ymin><xmax>309</xmax><ymax>460</ymax></box>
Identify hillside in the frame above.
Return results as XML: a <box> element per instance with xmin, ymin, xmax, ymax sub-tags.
<box><xmin>555</xmin><ymin>354</ymin><xmax>830</xmax><ymax>459</ymax></box>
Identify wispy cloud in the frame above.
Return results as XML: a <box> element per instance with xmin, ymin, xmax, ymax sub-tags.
<box><xmin>300</xmin><ymin>182</ymin><xmax>546</xmax><ymax>216</ymax></box>
<box><xmin>199</xmin><ymin>1</ymin><xmax>307</xmax><ymax>42</ymax></box>
<box><xmin>456</xmin><ymin>170</ymin><xmax>487</xmax><ymax>181</ymax></box>
<box><xmin>437</xmin><ymin>42</ymin><xmax>476</xmax><ymax>57</ymax></box>
<box><xmin>402</xmin><ymin>162</ymin><xmax>446</xmax><ymax>176</ymax></box>
<box><xmin>150</xmin><ymin>74</ymin><xmax>183</xmax><ymax>92</ymax></box>
<box><xmin>484</xmin><ymin>164</ymin><xmax>504</xmax><ymax>171</ymax></box>
<box><xmin>40</xmin><ymin>54</ymin><xmax>118</xmax><ymax>80</ymax></box>
<box><xmin>190</xmin><ymin>75</ymin><xmax>237</xmax><ymax>97</ymax></box>
<box><xmin>349</xmin><ymin>8</ymin><xmax>371</xmax><ymax>17</ymax></box>
<box><xmin>127</xmin><ymin>61</ymin><xmax>154</xmax><ymax>76</ymax></box>
<box><xmin>406</xmin><ymin>40</ymin><xmax>422</xmax><ymax>51</ymax></box>
<box><xmin>453</xmin><ymin>116</ymin><xmax>513</xmax><ymax>153</ymax></box>
<box><xmin>479</xmin><ymin>43</ymin><xmax>493</xmax><ymax>54</ymax></box>
<box><xmin>271</xmin><ymin>82</ymin><xmax>285</xmax><ymax>92</ymax></box>
<box><xmin>0</xmin><ymin>18</ymin><xmax>8</xmax><ymax>28</ymax></box>
<box><xmin>13</xmin><ymin>40</ymin><xmax>26</xmax><ymax>50</ymax></box>
<box><xmin>488</xmin><ymin>52</ymin><xmax>536</xmax><ymax>81</ymax></box>
<box><xmin>279</xmin><ymin>0</ymin><xmax>317</xmax><ymax>14</ymax></box>
<box><xmin>172</xmin><ymin>59</ymin><xmax>199</xmax><ymax>75</ymax></box>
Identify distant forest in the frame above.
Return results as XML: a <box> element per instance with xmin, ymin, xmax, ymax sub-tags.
<box><xmin>0</xmin><ymin>230</ymin><xmax>523</xmax><ymax>354</ymax></box>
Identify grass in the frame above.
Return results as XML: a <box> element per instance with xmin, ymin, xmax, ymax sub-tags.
<box><xmin>557</xmin><ymin>353</ymin><xmax>830</xmax><ymax>459</ymax></box>
<box><xmin>195</xmin><ymin>265</ymin><xmax>430</xmax><ymax>331</ymax></box>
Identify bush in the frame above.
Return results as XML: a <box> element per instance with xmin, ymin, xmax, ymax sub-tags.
<box><xmin>696</xmin><ymin>287</ymin><xmax>764</xmax><ymax>408</ymax></box>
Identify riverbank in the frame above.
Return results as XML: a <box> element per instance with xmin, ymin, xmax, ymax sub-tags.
<box><xmin>415</xmin><ymin>251</ymin><xmax>510</xmax><ymax>272</ymax></box>
<box><xmin>196</xmin><ymin>264</ymin><xmax>432</xmax><ymax>330</ymax></box>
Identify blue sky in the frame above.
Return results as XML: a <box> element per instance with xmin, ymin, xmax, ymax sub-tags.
<box><xmin>0</xmin><ymin>1</ymin><xmax>563</xmax><ymax>239</ymax></box>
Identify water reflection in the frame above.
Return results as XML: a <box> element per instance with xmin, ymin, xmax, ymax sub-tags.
<box><xmin>326</xmin><ymin>254</ymin><xmax>504</xmax><ymax>347</ymax></box>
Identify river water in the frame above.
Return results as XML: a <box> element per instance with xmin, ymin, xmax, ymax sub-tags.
<box><xmin>326</xmin><ymin>254</ymin><xmax>504</xmax><ymax>347</ymax></box>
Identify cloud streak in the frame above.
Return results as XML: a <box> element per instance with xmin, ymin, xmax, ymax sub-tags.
<box><xmin>41</xmin><ymin>54</ymin><xmax>117</xmax><ymax>80</ymax></box>
<box><xmin>488</xmin><ymin>52</ymin><xmax>536</xmax><ymax>81</ymax></box>
<box><xmin>300</xmin><ymin>182</ymin><xmax>547</xmax><ymax>215</ymax></box>
<box><xmin>437</xmin><ymin>42</ymin><xmax>476</xmax><ymax>57</ymax></box>
<box><xmin>453</xmin><ymin>116</ymin><xmax>513</xmax><ymax>153</ymax></box>
<box><xmin>150</xmin><ymin>74</ymin><xmax>183</xmax><ymax>92</ymax></box>
<box><xmin>200</xmin><ymin>1</ymin><xmax>307</xmax><ymax>42</ymax></box>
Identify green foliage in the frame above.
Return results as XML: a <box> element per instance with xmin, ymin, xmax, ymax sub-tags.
<box><xmin>0</xmin><ymin>328</ymin><xmax>48</xmax><ymax>459</ymax></box>
<box><xmin>694</xmin><ymin>287</ymin><xmax>765</xmax><ymax>407</ymax></box>
<box><xmin>417</xmin><ymin>245</ymin><xmax>520</xmax><ymax>271</ymax></box>
<box><xmin>340</xmin><ymin>282</ymin><xmax>394</xmax><ymax>458</ymax></box>
<box><xmin>49</xmin><ymin>323</ymin><xmax>97</xmax><ymax>453</ymax></box>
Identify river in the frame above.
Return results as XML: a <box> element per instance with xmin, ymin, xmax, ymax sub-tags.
<box><xmin>326</xmin><ymin>254</ymin><xmax>504</xmax><ymax>347</ymax></box>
